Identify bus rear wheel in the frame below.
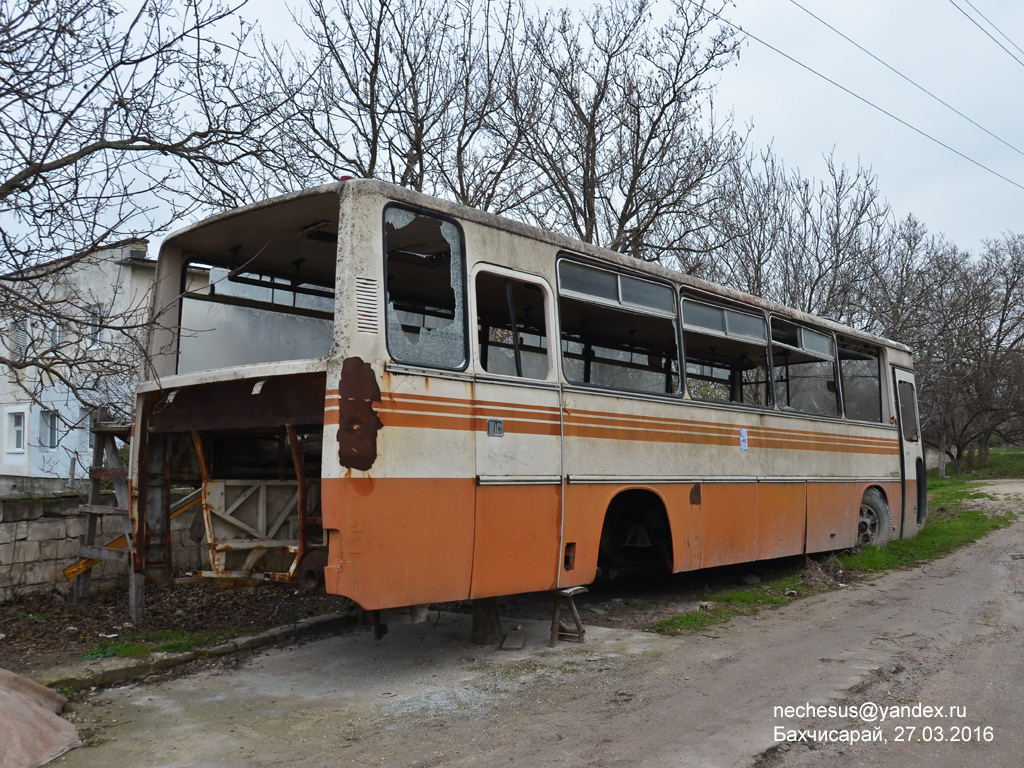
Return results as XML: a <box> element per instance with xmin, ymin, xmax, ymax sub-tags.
<box><xmin>858</xmin><ymin>488</ymin><xmax>892</xmax><ymax>547</ymax></box>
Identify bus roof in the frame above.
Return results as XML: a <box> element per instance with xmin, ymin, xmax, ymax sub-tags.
<box><xmin>162</xmin><ymin>179</ymin><xmax>911</xmax><ymax>355</ymax></box>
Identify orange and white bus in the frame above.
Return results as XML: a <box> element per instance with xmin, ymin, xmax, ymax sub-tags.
<box><xmin>129</xmin><ymin>179</ymin><xmax>926</xmax><ymax>611</ymax></box>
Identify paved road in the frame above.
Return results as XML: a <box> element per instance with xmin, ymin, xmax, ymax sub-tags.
<box><xmin>58</xmin><ymin>481</ymin><xmax>1024</xmax><ymax>768</ymax></box>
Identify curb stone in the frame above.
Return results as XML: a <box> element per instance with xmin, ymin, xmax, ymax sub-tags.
<box><xmin>31</xmin><ymin>612</ymin><xmax>355</xmax><ymax>692</ymax></box>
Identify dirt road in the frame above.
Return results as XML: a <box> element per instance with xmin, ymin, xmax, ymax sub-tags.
<box><xmin>56</xmin><ymin>481</ymin><xmax>1024</xmax><ymax>768</ymax></box>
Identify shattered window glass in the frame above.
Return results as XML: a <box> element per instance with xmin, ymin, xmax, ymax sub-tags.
<box><xmin>384</xmin><ymin>206</ymin><xmax>467</xmax><ymax>370</ymax></box>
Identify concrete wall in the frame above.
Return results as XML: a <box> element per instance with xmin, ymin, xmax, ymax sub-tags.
<box><xmin>0</xmin><ymin>492</ymin><xmax>203</xmax><ymax>603</ymax></box>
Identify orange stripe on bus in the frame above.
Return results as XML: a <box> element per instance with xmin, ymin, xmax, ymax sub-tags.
<box><xmin>562</xmin><ymin>414</ymin><xmax>897</xmax><ymax>453</ymax></box>
<box><xmin>562</xmin><ymin>423</ymin><xmax>897</xmax><ymax>455</ymax></box>
<box><xmin>564</xmin><ymin>406</ymin><xmax>898</xmax><ymax>448</ymax></box>
<box><xmin>324</xmin><ymin>390</ymin><xmax>898</xmax><ymax>454</ymax></box>
<box><xmin>325</xmin><ymin>409</ymin><xmax>560</xmax><ymax>436</ymax></box>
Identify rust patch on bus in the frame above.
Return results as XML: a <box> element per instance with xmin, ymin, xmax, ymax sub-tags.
<box><xmin>337</xmin><ymin>357</ymin><xmax>383</xmax><ymax>471</ymax></box>
<box><xmin>689</xmin><ymin>483</ymin><xmax>702</xmax><ymax>506</ymax></box>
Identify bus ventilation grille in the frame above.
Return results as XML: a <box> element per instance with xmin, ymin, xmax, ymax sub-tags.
<box><xmin>355</xmin><ymin>277</ymin><xmax>379</xmax><ymax>334</ymax></box>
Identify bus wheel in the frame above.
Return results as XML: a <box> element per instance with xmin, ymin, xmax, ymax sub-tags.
<box><xmin>858</xmin><ymin>489</ymin><xmax>892</xmax><ymax>547</ymax></box>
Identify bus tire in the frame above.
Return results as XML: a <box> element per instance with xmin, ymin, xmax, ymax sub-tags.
<box><xmin>858</xmin><ymin>488</ymin><xmax>892</xmax><ymax>547</ymax></box>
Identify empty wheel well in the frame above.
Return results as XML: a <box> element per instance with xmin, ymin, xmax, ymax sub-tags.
<box><xmin>598</xmin><ymin>489</ymin><xmax>674</xmax><ymax>572</ymax></box>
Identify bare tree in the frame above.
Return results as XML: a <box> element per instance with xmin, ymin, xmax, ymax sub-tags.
<box><xmin>708</xmin><ymin>148</ymin><xmax>891</xmax><ymax>322</ymax></box>
<box><xmin>776</xmin><ymin>154</ymin><xmax>890</xmax><ymax>322</ymax></box>
<box><xmin>904</xmin><ymin>238</ymin><xmax>1024</xmax><ymax>473</ymax></box>
<box><xmin>707</xmin><ymin>148</ymin><xmax>790</xmax><ymax>292</ymax></box>
<box><xmin>237</xmin><ymin>0</ymin><xmax>539</xmax><ymax>215</ymax></box>
<box><xmin>0</xmin><ymin>0</ymin><xmax>279</xmax><ymax>415</ymax></box>
<box><xmin>516</xmin><ymin>0</ymin><xmax>742</xmax><ymax>262</ymax></box>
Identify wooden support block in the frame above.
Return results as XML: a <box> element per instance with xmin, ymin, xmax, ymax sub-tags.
<box><xmin>501</xmin><ymin>630</ymin><xmax>526</xmax><ymax>651</ymax></box>
<box><xmin>471</xmin><ymin>597</ymin><xmax>502</xmax><ymax>645</ymax></box>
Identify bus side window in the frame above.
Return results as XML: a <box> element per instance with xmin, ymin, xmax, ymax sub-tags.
<box><xmin>559</xmin><ymin>297</ymin><xmax>679</xmax><ymax>394</ymax></box>
<box><xmin>838</xmin><ymin>341</ymin><xmax>882</xmax><ymax>422</ymax></box>
<box><xmin>681</xmin><ymin>300</ymin><xmax>769</xmax><ymax>407</ymax></box>
<box><xmin>476</xmin><ymin>272</ymin><xmax>550</xmax><ymax>379</ymax></box>
<box><xmin>898</xmin><ymin>380</ymin><xmax>920</xmax><ymax>441</ymax></box>
<box><xmin>383</xmin><ymin>206</ymin><xmax>467</xmax><ymax>370</ymax></box>
<box><xmin>771</xmin><ymin>319</ymin><xmax>839</xmax><ymax>417</ymax></box>
<box><xmin>557</xmin><ymin>260</ymin><xmax>679</xmax><ymax>395</ymax></box>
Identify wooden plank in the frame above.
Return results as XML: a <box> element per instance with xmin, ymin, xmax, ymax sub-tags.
<box><xmin>79</xmin><ymin>544</ymin><xmax>129</xmax><ymax>562</ymax></box>
<box><xmin>65</xmin><ymin>533</ymin><xmax>128</xmax><ymax>580</ymax></box>
<box><xmin>64</xmin><ymin>489</ymin><xmax>202</xmax><ymax>581</ymax></box>
<box><xmin>90</xmin><ymin>467</ymin><xmax>128</xmax><ymax>480</ymax></box>
<box><xmin>212</xmin><ymin>540</ymin><xmax>299</xmax><ymax>550</ymax></box>
<box><xmin>170</xmin><ymin>489</ymin><xmax>202</xmax><ymax>514</ymax></box>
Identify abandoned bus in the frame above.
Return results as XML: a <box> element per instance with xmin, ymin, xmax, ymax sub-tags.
<box><xmin>128</xmin><ymin>179</ymin><xmax>926</xmax><ymax>611</ymax></box>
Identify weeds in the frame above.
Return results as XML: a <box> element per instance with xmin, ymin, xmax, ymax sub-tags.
<box><xmin>82</xmin><ymin>628</ymin><xmax>234</xmax><ymax>660</ymax></box>
<box><xmin>653</xmin><ymin>579</ymin><xmax>817</xmax><ymax>635</ymax></box>
<box><xmin>839</xmin><ymin>506</ymin><xmax>1014</xmax><ymax>573</ymax></box>
<box><xmin>653</xmin><ymin>458</ymin><xmax>1020</xmax><ymax>635</ymax></box>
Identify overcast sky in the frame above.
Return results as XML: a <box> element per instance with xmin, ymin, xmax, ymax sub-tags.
<box><xmin>713</xmin><ymin>0</ymin><xmax>1024</xmax><ymax>252</ymax></box>
<box><xmin>246</xmin><ymin>0</ymin><xmax>1023</xmax><ymax>254</ymax></box>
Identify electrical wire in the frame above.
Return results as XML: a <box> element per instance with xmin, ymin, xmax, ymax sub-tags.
<box><xmin>695</xmin><ymin>2</ymin><xmax>1024</xmax><ymax>194</ymax></box>
<box><xmin>947</xmin><ymin>0</ymin><xmax>1024</xmax><ymax>70</ymax></box>
<box><xmin>960</xmin><ymin>0</ymin><xmax>1024</xmax><ymax>59</ymax></box>
<box><xmin>786</xmin><ymin>0</ymin><xmax>1024</xmax><ymax>159</ymax></box>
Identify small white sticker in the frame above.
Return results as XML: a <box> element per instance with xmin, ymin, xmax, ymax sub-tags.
<box><xmin>739</xmin><ymin>428</ymin><xmax>748</xmax><ymax>451</ymax></box>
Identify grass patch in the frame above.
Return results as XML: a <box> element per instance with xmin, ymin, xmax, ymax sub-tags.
<box><xmin>82</xmin><ymin>627</ymin><xmax>235</xmax><ymax>660</ymax></box>
<box><xmin>83</xmin><ymin>640</ymin><xmax>151</xmax><ymax>660</ymax></box>
<box><xmin>840</xmin><ymin>486</ymin><xmax>1014</xmax><ymax>573</ymax></box>
<box><xmin>653</xmin><ymin>470</ymin><xmax>1019</xmax><ymax>635</ymax></box>
<box><xmin>937</xmin><ymin>445</ymin><xmax>1024</xmax><ymax>480</ymax></box>
<box><xmin>653</xmin><ymin>579</ymin><xmax>815</xmax><ymax>635</ymax></box>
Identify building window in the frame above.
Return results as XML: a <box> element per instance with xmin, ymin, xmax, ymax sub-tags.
<box><xmin>86</xmin><ymin>304</ymin><xmax>103</xmax><ymax>346</ymax></box>
<box><xmin>40</xmin><ymin>410</ymin><xmax>59</xmax><ymax>449</ymax></box>
<box><xmin>11</xmin><ymin>320</ymin><xmax>27</xmax><ymax>360</ymax></box>
<box><xmin>80</xmin><ymin>408</ymin><xmax>97</xmax><ymax>450</ymax></box>
<box><xmin>8</xmin><ymin>412</ymin><xmax>25</xmax><ymax>452</ymax></box>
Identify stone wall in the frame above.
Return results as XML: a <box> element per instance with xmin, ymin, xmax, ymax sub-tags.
<box><xmin>0</xmin><ymin>492</ymin><xmax>203</xmax><ymax>603</ymax></box>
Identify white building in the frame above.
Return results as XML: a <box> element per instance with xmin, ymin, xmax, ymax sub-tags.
<box><xmin>0</xmin><ymin>240</ymin><xmax>156</xmax><ymax>495</ymax></box>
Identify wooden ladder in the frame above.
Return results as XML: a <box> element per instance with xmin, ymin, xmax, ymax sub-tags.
<box><xmin>65</xmin><ymin>408</ymin><xmax>145</xmax><ymax>623</ymax></box>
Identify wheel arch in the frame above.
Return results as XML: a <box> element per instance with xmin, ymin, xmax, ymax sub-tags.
<box><xmin>597</xmin><ymin>486</ymin><xmax>675</xmax><ymax>573</ymax></box>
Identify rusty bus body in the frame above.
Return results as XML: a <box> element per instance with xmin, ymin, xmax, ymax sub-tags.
<box><xmin>128</xmin><ymin>180</ymin><xmax>926</xmax><ymax>608</ymax></box>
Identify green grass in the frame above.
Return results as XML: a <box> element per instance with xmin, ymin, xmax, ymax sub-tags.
<box><xmin>653</xmin><ymin>578</ymin><xmax>815</xmax><ymax>635</ymax></box>
<box><xmin>936</xmin><ymin>445</ymin><xmax>1024</xmax><ymax>479</ymax></box>
<box><xmin>839</xmin><ymin>505</ymin><xmax>1013</xmax><ymax>572</ymax></box>
<box><xmin>83</xmin><ymin>640</ymin><xmax>152</xmax><ymax>660</ymax></box>
<box><xmin>653</xmin><ymin>459</ymin><xmax>1020</xmax><ymax>635</ymax></box>
<box><xmin>82</xmin><ymin>628</ymin><xmax>234</xmax><ymax>660</ymax></box>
